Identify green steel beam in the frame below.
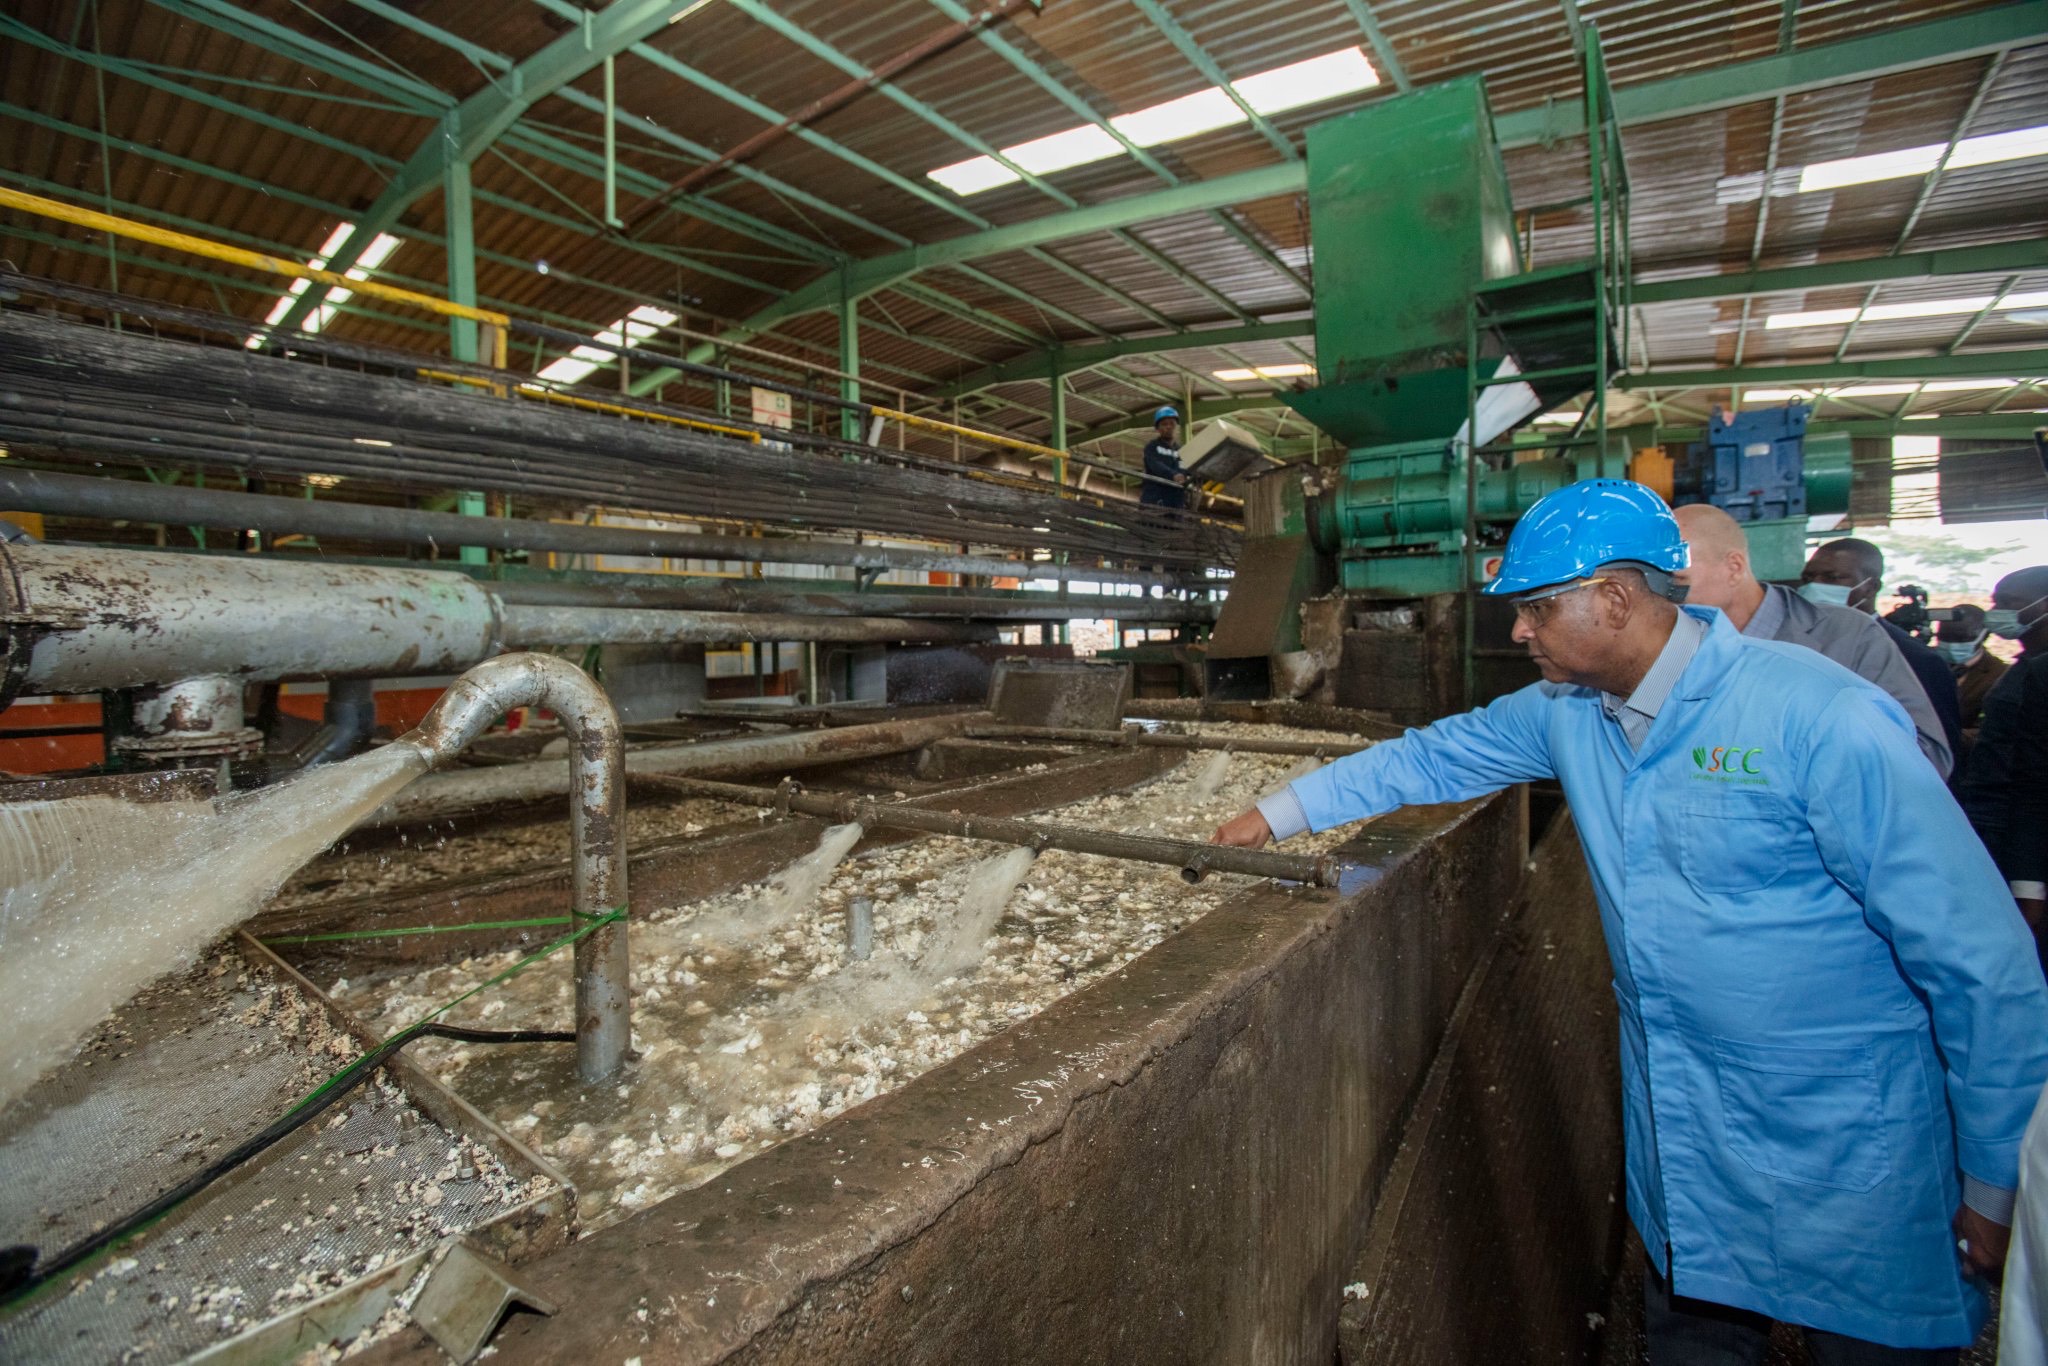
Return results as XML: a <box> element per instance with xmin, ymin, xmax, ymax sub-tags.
<box><xmin>153</xmin><ymin>0</ymin><xmax>842</xmax><ymax>301</ymax></box>
<box><xmin>1131</xmin><ymin>0</ymin><xmax>1296</xmax><ymax>160</ymax></box>
<box><xmin>931</xmin><ymin>319</ymin><xmax>1313</xmax><ymax>397</ymax></box>
<box><xmin>444</xmin><ymin>156</ymin><xmax>479</xmax><ymax>362</ymax></box>
<box><xmin>1620</xmin><ymin>349</ymin><xmax>2048</xmax><ymax>390</ymax></box>
<box><xmin>1338</xmin><ymin>0</ymin><xmax>1412</xmax><ymax>92</ymax></box>
<box><xmin>1655</xmin><ymin>412</ymin><xmax>2046</xmax><ymax>441</ymax></box>
<box><xmin>700</xmin><ymin>5</ymin><xmax>2047</xmax><ymax>345</ymax></box>
<box><xmin>936</xmin><ymin>236</ymin><xmax>2048</xmax><ymax>402</ymax></box>
<box><xmin>276</xmin><ymin>0</ymin><xmax>718</xmax><ymax>333</ymax></box>
<box><xmin>152</xmin><ymin>0</ymin><xmax>446</xmax><ymax>112</ymax></box>
<box><xmin>1069</xmin><ymin>395</ymin><xmax>1289</xmax><ymax>447</ymax></box>
<box><xmin>0</xmin><ymin>13</ymin><xmax>404</xmax><ymax>174</ymax></box>
<box><xmin>1632</xmin><ymin>239</ymin><xmax>2048</xmax><ymax>304</ymax></box>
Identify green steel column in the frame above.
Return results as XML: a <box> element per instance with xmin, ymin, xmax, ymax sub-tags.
<box><xmin>444</xmin><ymin>145</ymin><xmax>487</xmax><ymax>564</ymax></box>
<box><xmin>1051</xmin><ymin>358</ymin><xmax>1068</xmax><ymax>643</ymax></box>
<box><xmin>838</xmin><ymin>267</ymin><xmax>861</xmax><ymax>442</ymax></box>
<box><xmin>443</xmin><ymin>146</ymin><xmax>479</xmax><ymax>364</ymax></box>
<box><xmin>1050</xmin><ymin>355</ymin><xmax>1068</xmax><ymax>486</ymax></box>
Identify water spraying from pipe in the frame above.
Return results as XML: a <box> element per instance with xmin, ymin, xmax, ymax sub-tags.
<box><xmin>1189</xmin><ymin>750</ymin><xmax>1233</xmax><ymax>803</ymax></box>
<box><xmin>681</xmin><ymin>822</ymin><xmax>866</xmax><ymax>947</ymax></box>
<box><xmin>925</xmin><ymin>846</ymin><xmax>1036</xmax><ymax>978</ymax></box>
<box><xmin>1277</xmin><ymin>756</ymin><xmax>1323</xmax><ymax>786</ymax></box>
<box><xmin>0</xmin><ymin>743</ymin><xmax>430</xmax><ymax>1113</ymax></box>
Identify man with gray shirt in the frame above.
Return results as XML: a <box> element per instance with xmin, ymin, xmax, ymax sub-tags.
<box><xmin>1672</xmin><ymin>504</ymin><xmax>1953</xmax><ymax>778</ymax></box>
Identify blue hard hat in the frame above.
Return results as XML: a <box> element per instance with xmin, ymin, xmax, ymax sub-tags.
<box><xmin>1482</xmin><ymin>479</ymin><xmax>1689</xmax><ymax>596</ymax></box>
<box><xmin>1153</xmin><ymin>406</ymin><xmax>1180</xmax><ymax>425</ymax></box>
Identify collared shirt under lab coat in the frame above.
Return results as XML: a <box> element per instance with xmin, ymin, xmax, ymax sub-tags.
<box><xmin>1260</xmin><ymin>606</ymin><xmax>2048</xmax><ymax>1348</ymax></box>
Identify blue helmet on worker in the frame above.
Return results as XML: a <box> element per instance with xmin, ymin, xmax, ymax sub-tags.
<box><xmin>1153</xmin><ymin>406</ymin><xmax>1180</xmax><ymax>428</ymax></box>
<box><xmin>1483</xmin><ymin>478</ymin><xmax>1688</xmax><ymax>598</ymax></box>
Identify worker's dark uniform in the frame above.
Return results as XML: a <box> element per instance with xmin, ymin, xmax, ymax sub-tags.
<box><xmin>1140</xmin><ymin>436</ymin><xmax>1185</xmax><ymax>509</ymax></box>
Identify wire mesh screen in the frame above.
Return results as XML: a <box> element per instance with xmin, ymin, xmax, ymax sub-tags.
<box><xmin>1938</xmin><ymin>438</ymin><xmax>2048</xmax><ymax>525</ymax></box>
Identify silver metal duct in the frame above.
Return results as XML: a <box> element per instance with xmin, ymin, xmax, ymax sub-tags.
<box><xmin>401</xmin><ymin>654</ymin><xmax>630</xmax><ymax>1081</ymax></box>
<box><xmin>0</xmin><ymin>542</ymin><xmax>997</xmax><ymax>705</ymax></box>
<box><xmin>0</xmin><ymin>542</ymin><xmax>499</xmax><ymax>695</ymax></box>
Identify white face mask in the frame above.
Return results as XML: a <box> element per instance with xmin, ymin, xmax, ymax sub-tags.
<box><xmin>1796</xmin><ymin>580</ymin><xmax>1860</xmax><ymax>609</ymax></box>
<box><xmin>1984</xmin><ymin>594</ymin><xmax>2048</xmax><ymax>640</ymax></box>
<box><xmin>1937</xmin><ymin>637</ymin><xmax>1984</xmax><ymax>665</ymax></box>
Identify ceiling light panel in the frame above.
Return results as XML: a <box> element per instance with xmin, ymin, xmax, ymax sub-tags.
<box><xmin>927</xmin><ymin>156</ymin><xmax>1020</xmax><ymax>196</ymax></box>
<box><xmin>1001</xmin><ymin>124</ymin><xmax>1125</xmax><ymax>175</ymax></box>
<box><xmin>1798</xmin><ymin>123</ymin><xmax>2048</xmax><ymax>192</ymax></box>
<box><xmin>1110</xmin><ymin>87</ymin><xmax>1247</xmax><ymax>147</ymax></box>
<box><xmin>1231</xmin><ymin>47</ymin><xmax>1378</xmax><ymax>115</ymax></box>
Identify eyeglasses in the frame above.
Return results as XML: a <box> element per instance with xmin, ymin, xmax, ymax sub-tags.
<box><xmin>1510</xmin><ymin>576</ymin><xmax>1611</xmax><ymax>628</ymax></box>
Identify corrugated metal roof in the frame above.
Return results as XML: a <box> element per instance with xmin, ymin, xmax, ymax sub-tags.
<box><xmin>0</xmin><ymin>0</ymin><xmax>2041</xmax><ymax>452</ymax></box>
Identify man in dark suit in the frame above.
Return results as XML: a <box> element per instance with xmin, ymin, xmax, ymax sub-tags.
<box><xmin>1958</xmin><ymin>565</ymin><xmax>2048</xmax><ymax>942</ymax></box>
<box><xmin>1804</xmin><ymin>537</ymin><xmax>1966</xmax><ymax>771</ymax></box>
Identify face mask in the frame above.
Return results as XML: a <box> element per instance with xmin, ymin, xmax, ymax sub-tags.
<box><xmin>1796</xmin><ymin>581</ymin><xmax>1855</xmax><ymax>609</ymax></box>
<box><xmin>1984</xmin><ymin>595</ymin><xmax>2047</xmax><ymax>639</ymax></box>
<box><xmin>1937</xmin><ymin>639</ymin><xmax>1982</xmax><ymax>665</ymax></box>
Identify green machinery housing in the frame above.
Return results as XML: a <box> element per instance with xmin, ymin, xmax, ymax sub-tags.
<box><xmin>1199</xmin><ymin>32</ymin><xmax>1849</xmax><ymax>711</ymax></box>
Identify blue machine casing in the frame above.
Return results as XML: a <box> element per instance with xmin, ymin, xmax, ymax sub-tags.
<box><xmin>1694</xmin><ymin>403</ymin><xmax>1810</xmax><ymax>523</ymax></box>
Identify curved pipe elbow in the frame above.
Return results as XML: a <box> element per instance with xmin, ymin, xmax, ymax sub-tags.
<box><xmin>406</xmin><ymin>653</ymin><xmax>619</xmax><ymax>764</ymax></box>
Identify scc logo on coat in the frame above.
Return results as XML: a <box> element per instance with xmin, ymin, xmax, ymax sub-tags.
<box><xmin>1692</xmin><ymin>745</ymin><xmax>1763</xmax><ymax>775</ymax></box>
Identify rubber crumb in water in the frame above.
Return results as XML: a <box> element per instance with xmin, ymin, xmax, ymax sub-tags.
<box><xmin>335</xmin><ymin>724</ymin><xmax>1369</xmax><ymax>1232</ymax></box>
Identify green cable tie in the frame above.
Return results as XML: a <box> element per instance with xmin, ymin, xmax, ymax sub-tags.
<box><xmin>260</xmin><ymin>915</ymin><xmax>575</xmax><ymax>945</ymax></box>
<box><xmin>285</xmin><ymin>907</ymin><xmax>625</xmax><ymax>1118</ymax></box>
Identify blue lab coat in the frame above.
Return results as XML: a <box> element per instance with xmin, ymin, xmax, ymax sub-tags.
<box><xmin>1284</xmin><ymin>607</ymin><xmax>2048</xmax><ymax>1346</ymax></box>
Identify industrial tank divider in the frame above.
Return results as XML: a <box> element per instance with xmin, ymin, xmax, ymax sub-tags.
<box><xmin>355</xmin><ymin>789</ymin><xmax>1524</xmax><ymax>1365</ymax></box>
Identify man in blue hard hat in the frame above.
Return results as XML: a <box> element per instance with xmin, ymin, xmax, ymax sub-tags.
<box><xmin>1139</xmin><ymin>406</ymin><xmax>1189</xmax><ymax>509</ymax></box>
<box><xmin>1213</xmin><ymin>479</ymin><xmax>2048</xmax><ymax>1361</ymax></box>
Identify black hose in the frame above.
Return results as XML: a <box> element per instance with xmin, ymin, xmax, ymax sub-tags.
<box><xmin>0</xmin><ymin>1022</ymin><xmax>574</xmax><ymax>1307</ymax></box>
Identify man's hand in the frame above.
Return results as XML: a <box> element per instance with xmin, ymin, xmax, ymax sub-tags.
<box><xmin>1955</xmin><ymin>1203</ymin><xmax>2011</xmax><ymax>1281</ymax></box>
<box><xmin>1211</xmin><ymin>808</ymin><xmax>1272</xmax><ymax>849</ymax></box>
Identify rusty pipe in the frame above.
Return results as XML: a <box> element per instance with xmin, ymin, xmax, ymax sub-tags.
<box><xmin>499</xmin><ymin>604</ymin><xmax>994</xmax><ymax>647</ymax></box>
<box><xmin>963</xmin><ymin>725</ymin><xmax>1368</xmax><ymax>759</ymax></box>
<box><xmin>400</xmin><ymin>654</ymin><xmax>630</xmax><ymax>1082</ymax></box>
<box><xmin>636</xmin><ymin>774</ymin><xmax>1345</xmax><ymax>888</ymax></box>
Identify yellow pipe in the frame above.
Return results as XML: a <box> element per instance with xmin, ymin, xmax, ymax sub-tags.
<box><xmin>0</xmin><ymin>186</ymin><xmax>508</xmax><ymax>327</ymax></box>
<box><xmin>873</xmin><ymin>405</ymin><xmax>1066</xmax><ymax>463</ymax></box>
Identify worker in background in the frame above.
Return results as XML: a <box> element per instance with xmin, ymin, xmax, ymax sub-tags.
<box><xmin>1139</xmin><ymin>406</ymin><xmax>1189</xmax><ymax>510</ymax></box>
<box><xmin>1212</xmin><ymin>480</ymin><xmax>2048</xmax><ymax>1362</ymax></box>
<box><xmin>1939</xmin><ymin>605</ymin><xmax>2007</xmax><ymax>760</ymax></box>
<box><xmin>1956</xmin><ymin>566</ymin><xmax>2048</xmax><ymax>943</ymax></box>
<box><xmin>1804</xmin><ymin>537</ymin><xmax>1966</xmax><ymax>767</ymax></box>
<box><xmin>1672</xmin><ymin>504</ymin><xmax>1954</xmax><ymax>777</ymax></box>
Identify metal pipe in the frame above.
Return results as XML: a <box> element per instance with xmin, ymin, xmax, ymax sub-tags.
<box><xmin>0</xmin><ymin>468</ymin><xmax>1192</xmax><ymax>588</ymax></box>
<box><xmin>498</xmin><ymin>604</ymin><xmax>995</xmax><ymax>647</ymax></box>
<box><xmin>1</xmin><ymin>541</ymin><xmax>499</xmax><ymax>695</ymax></box>
<box><xmin>963</xmin><ymin>725</ymin><xmax>1369</xmax><ymax>759</ymax></box>
<box><xmin>368</xmin><ymin>709</ymin><xmax>985</xmax><ymax>826</ymax></box>
<box><xmin>637</xmin><ymin>774</ymin><xmax>1346</xmax><ymax>888</ymax></box>
<box><xmin>400</xmin><ymin>654</ymin><xmax>629</xmax><ymax>1081</ymax></box>
<box><xmin>490</xmin><ymin>579</ymin><xmax>1218</xmax><ymax>623</ymax></box>
<box><xmin>293</xmin><ymin>678</ymin><xmax>378</xmax><ymax>768</ymax></box>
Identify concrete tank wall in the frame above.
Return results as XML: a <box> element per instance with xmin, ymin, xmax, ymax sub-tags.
<box><xmin>367</xmin><ymin>788</ymin><xmax>1527</xmax><ymax>1365</ymax></box>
